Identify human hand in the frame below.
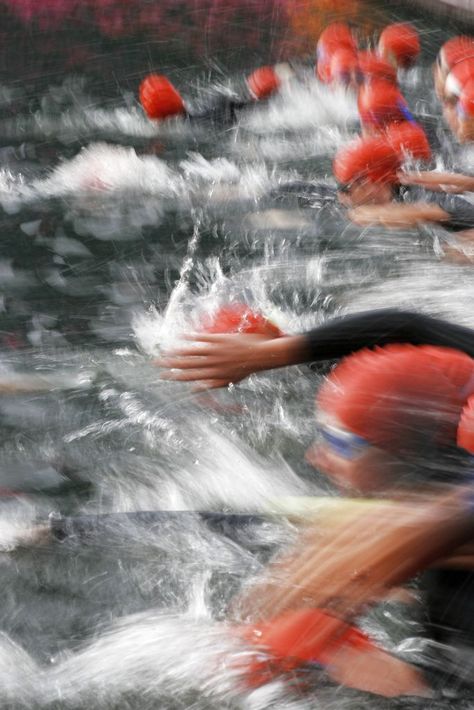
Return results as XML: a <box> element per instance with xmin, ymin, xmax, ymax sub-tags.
<box><xmin>155</xmin><ymin>333</ymin><xmax>278</xmax><ymax>390</ymax></box>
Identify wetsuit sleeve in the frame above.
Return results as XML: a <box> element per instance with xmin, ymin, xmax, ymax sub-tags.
<box><xmin>302</xmin><ymin>309</ymin><xmax>474</xmax><ymax>360</ymax></box>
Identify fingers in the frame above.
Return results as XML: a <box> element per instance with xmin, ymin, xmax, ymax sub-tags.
<box><xmin>155</xmin><ymin>355</ymin><xmax>213</xmax><ymax>369</ymax></box>
<box><xmin>159</xmin><ymin>367</ymin><xmax>224</xmax><ymax>382</ymax></box>
<box><xmin>191</xmin><ymin>379</ymin><xmax>231</xmax><ymax>392</ymax></box>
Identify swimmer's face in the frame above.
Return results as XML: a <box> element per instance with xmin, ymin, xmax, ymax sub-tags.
<box><xmin>306</xmin><ymin>416</ymin><xmax>393</xmax><ymax>495</ymax></box>
<box><xmin>456</xmin><ymin>116</ymin><xmax>474</xmax><ymax>143</ymax></box>
<box><xmin>338</xmin><ymin>180</ymin><xmax>393</xmax><ymax>207</ymax></box>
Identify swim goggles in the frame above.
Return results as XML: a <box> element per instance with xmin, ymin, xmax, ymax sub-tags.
<box><xmin>315</xmin><ymin>421</ymin><xmax>372</xmax><ymax>460</ymax></box>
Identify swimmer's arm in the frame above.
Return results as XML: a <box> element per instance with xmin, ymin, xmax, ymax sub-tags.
<box><xmin>400</xmin><ymin>171</ymin><xmax>474</xmax><ymax>193</ymax></box>
<box><xmin>237</xmin><ymin>489</ymin><xmax>474</xmax><ymax>621</ymax></box>
<box><xmin>156</xmin><ymin>309</ymin><xmax>474</xmax><ymax>388</ymax></box>
<box><xmin>348</xmin><ymin>202</ymin><xmax>449</xmax><ymax>228</ymax></box>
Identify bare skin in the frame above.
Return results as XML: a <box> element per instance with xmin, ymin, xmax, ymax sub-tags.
<box><xmin>236</xmin><ymin>489</ymin><xmax>473</xmax><ymax>621</ymax></box>
<box><xmin>348</xmin><ymin>202</ymin><xmax>450</xmax><ymax>228</ymax></box>
<box><xmin>156</xmin><ymin>333</ymin><xmax>308</xmax><ymax>390</ymax></box>
<box><xmin>399</xmin><ymin>170</ymin><xmax>474</xmax><ymax>193</ymax></box>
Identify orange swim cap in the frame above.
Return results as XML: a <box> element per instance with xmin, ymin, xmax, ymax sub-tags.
<box><xmin>200</xmin><ymin>304</ymin><xmax>282</xmax><ymax>338</ymax></box>
<box><xmin>438</xmin><ymin>36</ymin><xmax>474</xmax><ymax>75</ymax></box>
<box><xmin>358</xmin><ymin>80</ymin><xmax>412</xmax><ymax>128</ymax></box>
<box><xmin>378</xmin><ymin>22</ymin><xmax>420</xmax><ymax>69</ymax></box>
<box><xmin>385</xmin><ymin>121</ymin><xmax>432</xmax><ymax>161</ymax></box>
<box><xmin>317</xmin><ymin>344</ymin><xmax>474</xmax><ymax>455</ymax></box>
<box><xmin>247</xmin><ymin>66</ymin><xmax>280</xmax><ymax>100</ymax></box>
<box><xmin>357</xmin><ymin>51</ymin><xmax>398</xmax><ymax>85</ymax></box>
<box><xmin>333</xmin><ymin>136</ymin><xmax>401</xmax><ymax>186</ymax></box>
<box><xmin>139</xmin><ymin>75</ymin><xmax>186</xmax><ymax>120</ymax></box>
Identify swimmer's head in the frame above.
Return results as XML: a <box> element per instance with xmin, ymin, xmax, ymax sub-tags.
<box><xmin>333</xmin><ymin>136</ymin><xmax>401</xmax><ymax>206</ymax></box>
<box><xmin>378</xmin><ymin>22</ymin><xmax>420</xmax><ymax>69</ymax></box>
<box><xmin>444</xmin><ymin>57</ymin><xmax>474</xmax><ymax>107</ymax></box>
<box><xmin>316</xmin><ymin>23</ymin><xmax>357</xmax><ymax>83</ymax></box>
<box><xmin>358</xmin><ymin>80</ymin><xmax>414</xmax><ymax>132</ymax></box>
<box><xmin>309</xmin><ymin>345</ymin><xmax>474</xmax><ymax>494</ymax></box>
<box><xmin>436</xmin><ymin>36</ymin><xmax>474</xmax><ymax>97</ymax></box>
<box><xmin>139</xmin><ymin>75</ymin><xmax>186</xmax><ymax>120</ymax></box>
<box><xmin>247</xmin><ymin>66</ymin><xmax>280</xmax><ymax>100</ymax></box>
<box><xmin>384</xmin><ymin>121</ymin><xmax>432</xmax><ymax>162</ymax></box>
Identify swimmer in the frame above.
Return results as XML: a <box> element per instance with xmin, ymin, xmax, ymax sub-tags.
<box><xmin>157</xmin><ymin>309</ymin><xmax>474</xmax><ymax>695</ymax></box>
<box><xmin>434</xmin><ymin>36</ymin><xmax>474</xmax><ymax>100</ymax></box>
<box><xmin>239</xmin><ymin>346</ymin><xmax>474</xmax><ymax>696</ymax></box>
<box><xmin>377</xmin><ymin>22</ymin><xmax>420</xmax><ymax>70</ymax></box>
<box><xmin>333</xmin><ymin>135</ymin><xmax>474</xmax><ymax>254</ymax></box>
<box><xmin>316</xmin><ymin>23</ymin><xmax>358</xmax><ymax>84</ymax></box>
<box><xmin>442</xmin><ymin>56</ymin><xmax>474</xmax><ymax>141</ymax></box>
<box><xmin>156</xmin><ymin>307</ymin><xmax>474</xmax><ymax>388</ymax></box>
<box><xmin>139</xmin><ymin>66</ymin><xmax>290</xmax><ymax>127</ymax></box>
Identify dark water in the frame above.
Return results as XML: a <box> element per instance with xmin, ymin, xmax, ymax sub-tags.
<box><xmin>0</xmin><ymin>1</ymin><xmax>473</xmax><ymax>708</ymax></box>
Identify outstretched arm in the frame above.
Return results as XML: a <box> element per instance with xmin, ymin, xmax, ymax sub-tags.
<box><xmin>400</xmin><ymin>171</ymin><xmax>474</xmax><ymax>193</ymax></box>
<box><xmin>155</xmin><ymin>309</ymin><xmax>474</xmax><ymax>389</ymax></box>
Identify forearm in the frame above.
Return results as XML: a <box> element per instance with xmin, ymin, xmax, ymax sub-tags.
<box><xmin>404</xmin><ymin>171</ymin><xmax>474</xmax><ymax>192</ymax></box>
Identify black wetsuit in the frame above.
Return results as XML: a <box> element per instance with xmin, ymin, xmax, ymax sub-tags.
<box><xmin>274</xmin><ymin>180</ymin><xmax>474</xmax><ymax>232</ymax></box>
<box><xmin>302</xmin><ymin>308</ymin><xmax>474</xmax><ymax>360</ymax></box>
<box><xmin>402</xmin><ymin>185</ymin><xmax>474</xmax><ymax>232</ymax></box>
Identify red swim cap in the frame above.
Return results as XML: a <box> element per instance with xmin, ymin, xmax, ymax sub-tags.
<box><xmin>139</xmin><ymin>75</ymin><xmax>186</xmax><ymax>120</ymax></box>
<box><xmin>329</xmin><ymin>48</ymin><xmax>360</xmax><ymax>85</ymax></box>
<box><xmin>378</xmin><ymin>22</ymin><xmax>420</xmax><ymax>69</ymax></box>
<box><xmin>358</xmin><ymin>80</ymin><xmax>411</xmax><ymax>128</ymax></box>
<box><xmin>317</xmin><ymin>23</ymin><xmax>357</xmax><ymax>82</ymax></box>
<box><xmin>438</xmin><ymin>36</ymin><xmax>474</xmax><ymax>74</ymax></box>
<box><xmin>385</xmin><ymin>121</ymin><xmax>432</xmax><ymax>161</ymax></box>
<box><xmin>247</xmin><ymin>66</ymin><xmax>280</xmax><ymax>100</ymax></box>
<box><xmin>358</xmin><ymin>51</ymin><xmax>398</xmax><ymax>85</ymax></box>
<box><xmin>333</xmin><ymin>136</ymin><xmax>401</xmax><ymax>186</ymax></box>
<box><xmin>445</xmin><ymin>57</ymin><xmax>474</xmax><ymax>99</ymax></box>
<box><xmin>200</xmin><ymin>304</ymin><xmax>282</xmax><ymax>338</ymax></box>
<box><xmin>239</xmin><ymin>608</ymin><xmax>375</xmax><ymax>688</ymax></box>
<box><xmin>317</xmin><ymin>344</ymin><xmax>474</xmax><ymax>455</ymax></box>
<box><xmin>317</xmin><ymin>23</ymin><xmax>357</xmax><ymax>56</ymax></box>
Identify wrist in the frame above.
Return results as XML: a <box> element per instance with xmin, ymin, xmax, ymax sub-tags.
<box><xmin>257</xmin><ymin>335</ymin><xmax>310</xmax><ymax>371</ymax></box>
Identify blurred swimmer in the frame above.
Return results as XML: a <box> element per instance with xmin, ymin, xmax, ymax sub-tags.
<box><xmin>139</xmin><ymin>66</ymin><xmax>289</xmax><ymax>126</ymax></box>
<box><xmin>156</xmin><ymin>308</ymin><xmax>474</xmax><ymax>389</ymax></box>
<box><xmin>378</xmin><ymin>22</ymin><xmax>420</xmax><ymax>69</ymax></box>
<box><xmin>316</xmin><ymin>22</ymin><xmax>358</xmax><ymax>84</ymax></box>
<box><xmin>328</xmin><ymin>47</ymin><xmax>360</xmax><ymax>89</ymax></box>
<box><xmin>357</xmin><ymin>80</ymin><xmax>414</xmax><ymax>134</ymax></box>
<box><xmin>158</xmin><ymin>309</ymin><xmax>474</xmax><ymax>695</ymax></box>
<box><xmin>333</xmin><ymin>135</ymin><xmax>474</xmax><ymax>242</ymax></box>
<box><xmin>435</xmin><ymin>36</ymin><xmax>474</xmax><ymax>99</ymax></box>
